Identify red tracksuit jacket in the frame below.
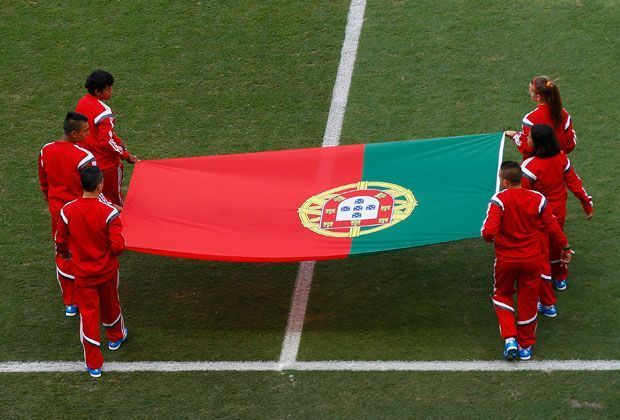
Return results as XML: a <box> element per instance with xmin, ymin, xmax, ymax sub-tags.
<box><xmin>521</xmin><ymin>152</ymin><xmax>592</xmax><ymax>222</ymax></box>
<box><xmin>55</xmin><ymin>198</ymin><xmax>125</xmax><ymax>284</ymax></box>
<box><xmin>76</xmin><ymin>94</ymin><xmax>128</xmax><ymax>171</ymax></box>
<box><xmin>38</xmin><ymin>141</ymin><xmax>96</xmax><ymax>214</ymax></box>
<box><xmin>481</xmin><ymin>188</ymin><xmax>567</xmax><ymax>262</ymax></box>
<box><xmin>511</xmin><ymin>104</ymin><xmax>576</xmax><ymax>159</ymax></box>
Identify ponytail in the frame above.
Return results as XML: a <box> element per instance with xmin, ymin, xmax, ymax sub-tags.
<box><xmin>532</xmin><ymin>76</ymin><xmax>563</xmax><ymax>128</ymax></box>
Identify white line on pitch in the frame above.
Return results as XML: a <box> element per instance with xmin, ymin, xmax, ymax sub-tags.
<box><xmin>2</xmin><ymin>360</ymin><xmax>619</xmax><ymax>373</ymax></box>
<box><xmin>278</xmin><ymin>0</ymin><xmax>367</xmax><ymax>367</ymax></box>
<box><xmin>279</xmin><ymin>261</ymin><xmax>316</xmax><ymax>367</ymax></box>
<box><xmin>322</xmin><ymin>0</ymin><xmax>366</xmax><ymax>148</ymax></box>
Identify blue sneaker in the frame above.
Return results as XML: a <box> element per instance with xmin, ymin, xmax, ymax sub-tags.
<box><xmin>554</xmin><ymin>279</ymin><xmax>567</xmax><ymax>291</ymax></box>
<box><xmin>537</xmin><ymin>302</ymin><xmax>557</xmax><ymax>317</ymax></box>
<box><xmin>65</xmin><ymin>305</ymin><xmax>78</xmax><ymax>317</ymax></box>
<box><xmin>108</xmin><ymin>328</ymin><xmax>128</xmax><ymax>351</ymax></box>
<box><xmin>503</xmin><ymin>338</ymin><xmax>518</xmax><ymax>361</ymax></box>
<box><xmin>518</xmin><ymin>345</ymin><xmax>533</xmax><ymax>361</ymax></box>
<box><xmin>87</xmin><ymin>367</ymin><xmax>102</xmax><ymax>378</ymax></box>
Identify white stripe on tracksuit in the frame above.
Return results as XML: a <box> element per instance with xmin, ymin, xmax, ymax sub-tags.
<box><xmin>117</xmin><ymin>165</ymin><xmax>123</xmax><ymax>204</ymax></box>
<box><xmin>103</xmin><ymin>313</ymin><xmax>122</xmax><ymax>328</ymax></box>
<box><xmin>517</xmin><ymin>313</ymin><xmax>537</xmax><ymax>326</ymax></box>
<box><xmin>80</xmin><ymin>316</ymin><xmax>100</xmax><ymax>347</ymax></box>
<box><xmin>492</xmin><ymin>299</ymin><xmax>514</xmax><ymax>312</ymax></box>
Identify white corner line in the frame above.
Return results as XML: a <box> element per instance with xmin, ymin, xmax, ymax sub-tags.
<box><xmin>278</xmin><ymin>0</ymin><xmax>367</xmax><ymax>367</ymax></box>
<box><xmin>1</xmin><ymin>360</ymin><xmax>619</xmax><ymax>373</ymax></box>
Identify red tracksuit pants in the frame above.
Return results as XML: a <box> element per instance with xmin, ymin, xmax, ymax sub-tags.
<box><xmin>76</xmin><ymin>271</ymin><xmax>126</xmax><ymax>370</ymax></box>
<box><xmin>102</xmin><ymin>164</ymin><xmax>124</xmax><ymax>206</ymax></box>
<box><xmin>550</xmin><ymin>210</ymin><xmax>568</xmax><ymax>281</ymax></box>
<box><xmin>539</xmin><ymin>210</ymin><xmax>567</xmax><ymax>306</ymax></box>
<box><xmin>492</xmin><ymin>259</ymin><xmax>540</xmax><ymax>348</ymax></box>
<box><xmin>51</xmin><ymin>212</ymin><xmax>75</xmax><ymax>306</ymax></box>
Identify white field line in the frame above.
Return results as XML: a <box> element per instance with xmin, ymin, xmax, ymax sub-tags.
<box><xmin>278</xmin><ymin>0</ymin><xmax>367</xmax><ymax>366</ymax></box>
<box><xmin>279</xmin><ymin>261</ymin><xmax>316</xmax><ymax>366</ymax></box>
<box><xmin>1</xmin><ymin>360</ymin><xmax>619</xmax><ymax>373</ymax></box>
<box><xmin>322</xmin><ymin>0</ymin><xmax>367</xmax><ymax>148</ymax></box>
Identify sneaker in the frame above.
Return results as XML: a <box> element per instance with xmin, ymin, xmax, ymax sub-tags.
<box><xmin>503</xmin><ymin>338</ymin><xmax>518</xmax><ymax>361</ymax></box>
<box><xmin>554</xmin><ymin>279</ymin><xmax>567</xmax><ymax>291</ymax></box>
<box><xmin>65</xmin><ymin>305</ymin><xmax>78</xmax><ymax>317</ymax></box>
<box><xmin>87</xmin><ymin>367</ymin><xmax>102</xmax><ymax>378</ymax></box>
<box><xmin>537</xmin><ymin>303</ymin><xmax>557</xmax><ymax>317</ymax></box>
<box><xmin>108</xmin><ymin>328</ymin><xmax>128</xmax><ymax>351</ymax></box>
<box><xmin>518</xmin><ymin>345</ymin><xmax>533</xmax><ymax>361</ymax></box>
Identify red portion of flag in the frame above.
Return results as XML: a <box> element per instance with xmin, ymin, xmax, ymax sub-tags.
<box><xmin>121</xmin><ymin>145</ymin><xmax>365</xmax><ymax>262</ymax></box>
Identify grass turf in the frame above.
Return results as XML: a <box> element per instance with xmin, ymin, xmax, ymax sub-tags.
<box><xmin>0</xmin><ymin>372</ymin><xmax>618</xmax><ymax>418</ymax></box>
<box><xmin>300</xmin><ymin>0</ymin><xmax>620</xmax><ymax>362</ymax></box>
<box><xmin>0</xmin><ymin>0</ymin><xmax>618</xmax><ymax>417</ymax></box>
<box><xmin>0</xmin><ymin>0</ymin><xmax>349</xmax><ymax>362</ymax></box>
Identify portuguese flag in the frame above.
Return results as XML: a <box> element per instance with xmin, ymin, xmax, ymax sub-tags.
<box><xmin>122</xmin><ymin>133</ymin><xmax>504</xmax><ymax>262</ymax></box>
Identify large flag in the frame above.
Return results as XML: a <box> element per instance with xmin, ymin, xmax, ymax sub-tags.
<box><xmin>122</xmin><ymin>133</ymin><xmax>504</xmax><ymax>262</ymax></box>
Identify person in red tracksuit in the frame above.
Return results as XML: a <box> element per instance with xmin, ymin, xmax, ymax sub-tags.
<box><xmin>521</xmin><ymin>125</ymin><xmax>593</xmax><ymax>315</ymax></box>
<box><xmin>76</xmin><ymin>70</ymin><xmax>137</xmax><ymax>206</ymax></box>
<box><xmin>482</xmin><ymin>161</ymin><xmax>571</xmax><ymax>361</ymax></box>
<box><xmin>505</xmin><ymin>76</ymin><xmax>577</xmax><ymax>160</ymax></box>
<box><xmin>55</xmin><ymin>167</ymin><xmax>128</xmax><ymax>378</ymax></box>
<box><xmin>39</xmin><ymin>112</ymin><xmax>97</xmax><ymax>316</ymax></box>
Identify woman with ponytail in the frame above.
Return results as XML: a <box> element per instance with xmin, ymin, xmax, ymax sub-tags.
<box><xmin>506</xmin><ymin>76</ymin><xmax>577</xmax><ymax>160</ymax></box>
<box><xmin>521</xmin><ymin>125</ymin><xmax>593</xmax><ymax>316</ymax></box>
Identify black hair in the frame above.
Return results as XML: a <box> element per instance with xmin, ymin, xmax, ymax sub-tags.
<box><xmin>80</xmin><ymin>166</ymin><xmax>104</xmax><ymax>192</ymax></box>
<box><xmin>63</xmin><ymin>112</ymin><xmax>88</xmax><ymax>135</ymax></box>
<box><xmin>499</xmin><ymin>161</ymin><xmax>522</xmax><ymax>185</ymax></box>
<box><xmin>85</xmin><ymin>70</ymin><xmax>114</xmax><ymax>95</ymax></box>
<box><xmin>531</xmin><ymin>124</ymin><xmax>561</xmax><ymax>158</ymax></box>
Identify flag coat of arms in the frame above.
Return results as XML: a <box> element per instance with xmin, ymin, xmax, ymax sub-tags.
<box><xmin>121</xmin><ymin>133</ymin><xmax>504</xmax><ymax>262</ymax></box>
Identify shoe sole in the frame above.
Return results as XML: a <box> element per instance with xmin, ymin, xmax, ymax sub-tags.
<box><xmin>542</xmin><ymin>312</ymin><xmax>557</xmax><ymax>318</ymax></box>
<box><xmin>88</xmin><ymin>371</ymin><xmax>102</xmax><ymax>378</ymax></box>
<box><xmin>65</xmin><ymin>312</ymin><xmax>77</xmax><ymax>317</ymax></box>
<box><xmin>555</xmin><ymin>286</ymin><xmax>567</xmax><ymax>291</ymax></box>
<box><xmin>109</xmin><ymin>335</ymin><xmax>128</xmax><ymax>351</ymax></box>
<box><xmin>108</xmin><ymin>340</ymin><xmax>126</xmax><ymax>351</ymax></box>
<box><xmin>519</xmin><ymin>355</ymin><xmax>531</xmax><ymax>361</ymax></box>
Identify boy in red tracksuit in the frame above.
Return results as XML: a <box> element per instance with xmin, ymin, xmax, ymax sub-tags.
<box><xmin>505</xmin><ymin>76</ymin><xmax>577</xmax><ymax>160</ymax></box>
<box><xmin>55</xmin><ymin>167</ymin><xmax>128</xmax><ymax>378</ymax></box>
<box><xmin>481</xmin><ymin>161</ymin><xmax>571</xmax><ymax>361</ymax></box>
<box><xmin>521</xmin><ymin>125</ymin><xmax>593</xmax><ymax>313</ymax></box>
<box><xmin>76</xmin><ymin>70</ymin><xmax>137</xmax><ymax>206</ymax></box>
<box><xmin>39</xmin><ymin>112</ymin><xmax>96</xmax><ymax>316</ymax></box>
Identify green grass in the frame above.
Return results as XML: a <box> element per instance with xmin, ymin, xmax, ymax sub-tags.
<box><xmin>301</xmin><ymin>0</ymin><xmax>620</xmax><ymax>362</ymax></box>
<box><xmin>0</xmin><ymin>0</ymin><xmax>618</xmax><ymax>417</ymax></box>
<box><xmin>0</xmin><ymin>372</ymin><xmax>618</xmax><ymax>418</ymax></box>
<box><xmin>0</xmin><ymin>0</ymin><xmax>349</xmax><ymax>362</ymax></box>
<box><xmin>0</xmin><ymin>372</ymin><xmax>619</xmax><ymax>418</ymax></box>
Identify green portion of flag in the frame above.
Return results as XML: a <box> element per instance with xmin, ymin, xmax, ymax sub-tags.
<box><xmin>351</xmin><ymin>133</ymin><xmax>504</xmax><ymax>255</ymax></box>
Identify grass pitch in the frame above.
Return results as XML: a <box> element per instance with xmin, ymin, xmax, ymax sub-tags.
<box><xmin>0</xmin><ymin>0</ymin><xmax>618</xmax><ymax>417</ymax></box>
<box><xmin>1</xmin><ymin>372</ymin><xmax>618</xmax><ymax>418</ymax></box>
